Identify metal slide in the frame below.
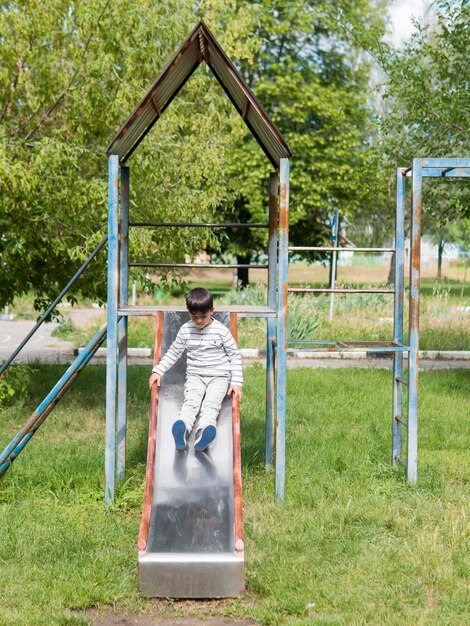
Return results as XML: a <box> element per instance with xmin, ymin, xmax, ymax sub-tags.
<box><xmin>138</xmin><ymin>312</ymin><xmax>245</xmax><ymax>597</ymax></box>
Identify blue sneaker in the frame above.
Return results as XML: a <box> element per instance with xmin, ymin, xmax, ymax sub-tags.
<box><xmin>172</xmin><ymin>420</ymin><xmax>188</xmax><ymax>451</ymax></box>
<box><xmin>194</xmin><ymin>425</ymin><xmax>217</xmax><ymax>452</ymax></box>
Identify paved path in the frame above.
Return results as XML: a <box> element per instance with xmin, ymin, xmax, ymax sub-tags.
<box><xmin>0</xmin><ymin>308</ymin><xmax>105</xmax><ymax>365</ymax></box>
<box><xmin>0</xmin><ymin>319</ymin><xmax>73</xmax><ymax>364</ymax></box>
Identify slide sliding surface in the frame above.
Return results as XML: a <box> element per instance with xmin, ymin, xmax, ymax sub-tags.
<box><xmin>138</xmin><ymin>312</ymin><xmax>245</xmax><ymax>598</ymax></box>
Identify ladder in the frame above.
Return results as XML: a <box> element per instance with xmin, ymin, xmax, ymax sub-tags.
<box><xmin>285</xmin><ymin>177</ymin><xmax>413</xmax><ymax>480</ymax></box>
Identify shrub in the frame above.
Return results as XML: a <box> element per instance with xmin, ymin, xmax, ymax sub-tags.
<box><xmin>287</xmin><ymin>296</ymin><xmax>320</xmax><ymax>341</ymax></box>
<box><xmin>0</xmin><ymin>364</ymin><xmax>31</xmax><ymax>406</ymax></box>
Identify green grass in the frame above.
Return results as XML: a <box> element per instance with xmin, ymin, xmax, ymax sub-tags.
<box><xmin>1</xmin><ymin>365</ymin><xmax>469</xmax><ymax>624</ymax></box>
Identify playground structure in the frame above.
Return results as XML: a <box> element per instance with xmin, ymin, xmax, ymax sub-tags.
<box><xmin>104</xmin><ymin>22</ymin><xmax>292</xmax><ymax>508</ymax></box>
<box><xmin>392</xmin><ymin>159</ymin><xmax>470</xmax><ymax>481</ymax></box>
<box><xmin>1</xmin><ymin>19</ymin><xmax>470</xmax><ymax>599</ymax></box>
<box><xmin>287</xmin><ymin>158</ymin><xmax>470</xmax><ymax>484</ymax></box>
<box><xmin>105</xmin><ymin>22</ymin><xmax>292</xmax><ymax>597</ymax></box>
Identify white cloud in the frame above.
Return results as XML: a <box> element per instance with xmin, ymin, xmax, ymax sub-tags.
<box><xmin>387</xmin><ymin>0</ymin><xmax>428</xmax><ymax>46</ymax></box>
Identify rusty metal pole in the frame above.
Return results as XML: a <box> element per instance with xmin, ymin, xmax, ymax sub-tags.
<box><xmin>275</xmin><ymin>158</ymin><xmax>289</xmax><ymax>501</ymax></box>
<box><xmin>106</xmin><ymin>155</ymin><xmax>119</xmax><ymax>502</ymax></box>
<box><xmin>392</xmin><ymin>168</ymin><xmax>406</xmax><ymax>465</ymax></box>
<box><xmin>266</xmin><ymin>172</ymin><xmax>278</xmax><ymax>471</ymax></box>
<box><xmin>117</xmin><ymin>165</ymin><xmax>129</xmax><ymax>479</ymax></box>
<box><xmin>407</xmin><ymin>159</ymin><xmax>422</xmax><ymax>484</ymax></box>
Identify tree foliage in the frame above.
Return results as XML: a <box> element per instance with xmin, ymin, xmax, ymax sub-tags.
<box><xmin>379</xmin><ymin>0</ymin><xmax>469</xmax><ymax>162</ymax></box>
<box><xmin>0</xmin><ymin>0</ymin><xmax>257</xmax><ymax>308</ymax></box>
<box><xmin>374</xmin><ymin>0</ymin><xmax>470</xmax><ymax>241</ymax></box>
<box><xmin>1</xmin><ymin>0</ymin><xmax>390</xmax><ymax>304</ymax></box>
<box><xmin>215</xmin><ymin>0</ymin><xmax>388</xmax><ymax>281</ymax></box>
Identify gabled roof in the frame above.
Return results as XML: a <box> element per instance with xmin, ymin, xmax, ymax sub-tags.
<box><xmin>106</xmin><ymin>21</ymin><xmax>292</xmax><ymax>169</ymax></box>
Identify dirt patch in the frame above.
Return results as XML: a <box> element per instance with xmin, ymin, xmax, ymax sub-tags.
<box><xmin>77</xmin><ymin>607</ymin><xmax>258</xmax><ymax>626</ymax></box>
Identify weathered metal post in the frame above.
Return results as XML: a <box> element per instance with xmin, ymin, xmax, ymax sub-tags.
<box><xmin>275</xmin><ymin>158</ymin><xmax>289</xmax><ymax>501</ymax></box>
<box><xmin>266</xmin><ymin>172</ymin><xmax>278</xmax><ymax>471</ymax></box>
<box><xmin>117</xmin><ymin>165</ymin><xmax>129</xmax><ymax>478</ymax></box>
<box><xmin>407</xmin><ymin>158</ymin><xmax>422</xmax><ymax>484</ymax></box>
<box><xmin>329</xmin><ymin>208</ymin><xmax>339</xmax><ymax>321</ymax></box>
<box><xmin>392</xmin><ymin>168</ymin><xmax>406</xmax><ymax>465</ymax></box>
<box><xmin>106</xmin><ymin>155</ymin><xmax>120</xmax><ymax>502</ymax></box>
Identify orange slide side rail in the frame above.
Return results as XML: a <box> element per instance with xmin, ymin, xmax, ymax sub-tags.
<box><xmin>138</xmin><ymin>311</ymin><xmax>164</xmax><ymax>553</ymax></box>
<box><xmin>231</xmin><ymin>313</ymin><xmax>245</xmax><ymax>555</ymax></box>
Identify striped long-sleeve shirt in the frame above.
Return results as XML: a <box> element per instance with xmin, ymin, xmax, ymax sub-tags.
<box><xmin>152</xmin><ymin>318</ymin><xmax>243</xmax><ymax>386</ymax></box>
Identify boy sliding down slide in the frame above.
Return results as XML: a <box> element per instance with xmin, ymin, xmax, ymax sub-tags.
<box><xmin>148</xmin><ymin>287</ymin><xmax>243</xmax><ymax>453</ymax></box>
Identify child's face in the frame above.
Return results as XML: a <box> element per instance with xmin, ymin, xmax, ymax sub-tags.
<box><xmin>189</xmin><ymin>309</ymin><xmax>213</xmax><ymax>329</ymax></box>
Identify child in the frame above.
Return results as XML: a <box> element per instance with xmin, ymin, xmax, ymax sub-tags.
<box><xmin>148</xmin><ymin>287</ymin><xmax>243</xmax><ymax>452</ymax></box>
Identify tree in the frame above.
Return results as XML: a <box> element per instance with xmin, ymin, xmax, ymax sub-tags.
<box><xmin>211</xmin><ymin>0</ymin><xmax>388</xmax><ymax>285</ymax></box>
<box><xmin>0</xmin><ymin>0</ymin><xmax>258</xmax><ymax>309</ymax></box>
<box><xmin>336</xmin><ymin>0</ymin><xmax>470</xmax><ymax>282</ymax></box>
<box><xmin>373</xmin><ymin>0</ymin><xmax>470</xmax><ymax>229</ymax></box>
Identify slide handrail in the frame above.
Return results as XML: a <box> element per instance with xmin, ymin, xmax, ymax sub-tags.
<box><xmin>0</xmin><ymin>323</ymin><xmax>108</xmax><ymax>477</ymax></box>
<box><xmin>138</xmin><ymin>311</ymin><xmax>163</xmax><ymax>552</ymax></box>
<box><xmin>230</xmin><ymin>313</ymin><xmax>244</xmax><ymax>555</ymax></box>
<box><xmin>0</xmin><ymin>234</ymin><xmax>108</xmax><ymax>377</ymax></box>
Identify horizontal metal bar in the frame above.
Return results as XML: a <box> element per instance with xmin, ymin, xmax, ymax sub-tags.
<box><xmin>286</xmin><ymin>345</ymin><xmax>410</xmax><ymax>353</ymax></box>
<box><xmin>129</xmin><ymin>222</ymin><xmax>269</xmax><ymax>228</ymax></box>
<box><xmin>337</xmin><ymin>340</ymin><xmax>401</xmax><ymax>348</ymax></box>
<box><xmin>0</xmin><ymin>235</ymin><xmax>108</xmax><ymax>377</ymax></box>
<box><xmin>394</xmin><ymin>415</ymin><xmax>408</xmax><ymax>427</ymax></box>
<box><xmin>403</xmin><ymin>160</ymin><xmax>470</xmax><ymax>178</ymax></box>
<box><xmin>288</xmin><ymin>246</ymin><xmax>395</xmax><ymax>253</ymax></box>
<box><xmin>421</xmin><ymin>158</ymin><xmax>470</xmax><ymax>168</ymax></box>
<box><xmin>129</xmin><ymin>263</ymin><xmax>268</xmax><ymax>269</ymax></box>
<box><xmin>118</xmin><ymin>305</ymin><xmax>277</xmax><ymax>318</ymax></box>
<box><xmin>288</xmin><ymin>287</ymin><xmax>395</xmax><ymax>294</ymax></box>
<box><xmin>287</xmin><ymin>340</ymin><xmax>336</xmax><ymax>345</ymax></box>
<box><xmin>420</xmin><ymin>168</ymin><xmax>470</xmax><ymax>178</ymax></box>
<box><xmin>395</xmin><ymin>376</ymin><xmax>409</xmax><ymax>386</ymax></box>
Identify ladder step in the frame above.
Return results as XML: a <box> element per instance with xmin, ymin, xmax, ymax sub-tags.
<box><xmin>395</xmin><ymin>376</ymin><xmax>409</xmax><ymax>386</ymax></box>
<box><xmin>288</xmin><ymin>246</ymin><xmax>395</xmax><ymax>253</ymax></box>
<box><xmin>394</xmin><ymin>415</ymin><xmax>407</xmax><ymax>427</ymax></box>
<box><xmin>288</xmin><ymin>287</ymin><xmax>395</xmax><ymax>294</ymax></box>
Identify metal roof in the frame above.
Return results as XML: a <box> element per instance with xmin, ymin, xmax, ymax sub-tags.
<box><xmin>106</xmin><ymin>22</ymin><xmax>292</xmax><ymax>169</ymax></box>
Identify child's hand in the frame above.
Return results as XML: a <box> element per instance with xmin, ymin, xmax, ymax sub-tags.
<box><xmin>228</xmin><ymin>385</ymin><xmax>243</xmax><ymax>401</ymax></box>
<box><xmin>149</xmin><ymin>372</ymin><xmax>161</xmax><ymax>390</ymax></box>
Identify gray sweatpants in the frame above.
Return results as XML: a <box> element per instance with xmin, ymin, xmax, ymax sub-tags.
<box><xmin>179</xmin><ymin>374</ymin><xmax>229</xmax><ymax>432</ymax></box>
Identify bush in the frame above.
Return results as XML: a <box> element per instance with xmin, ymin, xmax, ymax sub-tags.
<box><xmin>222</xmin><ymin>284</ymin><xmax>321</xmax><ymax>342</ymax></box>
<box><xmin>0</xmin><ymin>364</ymin><xmax>31</xmax><ymax>406</ymax></box>
<box><xmin>287</xmin><ymin>296</ymin><xmax>320</xmax><ymax>340</ymax></box>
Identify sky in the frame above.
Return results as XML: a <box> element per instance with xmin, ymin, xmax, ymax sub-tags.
<box><xmin>387</xmin><ymin>0</ymin><xmax>429</xmax><ymax>46</ymax></box>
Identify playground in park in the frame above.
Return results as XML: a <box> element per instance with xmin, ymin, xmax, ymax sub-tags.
<box><xmin>1</xmin><ymin>22</ymin><xmax>470</xmax><ymax>626</ymax></box>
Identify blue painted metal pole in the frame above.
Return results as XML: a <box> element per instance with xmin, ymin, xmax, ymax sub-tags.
<box><xmin>407</xmin><ymin>158</ymin><xmax>422</xmax><ymax>484</ymax></box>
<box><xmin>276</xmin><ymin>158</ymin><xmax>289</xmax><ymax>501</ymax></box>
<box><xmin>421</xmin><ymin>167</ymin><xmax>470</xmax><ymax>178</ymax></box>
<box><xmin>117</xmin><ymin>165</ymin><xmax>129</xmax><ymax>479</ymax></box>
<box><xmin>392</xmin><ymin>168</ymin><xmax>406</xmax><ymax>465</ymax></box>
<box><xmin>0</xmin><ymin>325</ymin><xmax>108</xmax><ymax>476</ymax></box>
<box><xmin>421</xmin><ymin>158</ymin><xmax>470</xmax><ymax>168</ymax></box>
<box><xmin>266</xmin><ymin>172</ymin><xmax>278</xmax><ymax>471</ymax></box>
<box><xmin>329</xmin><ymin>208</ymin><xmax>339</xmax><ymax>321</ymax></box>
<box><xmin>0</xmin><ymin>235</ymin><xmax>108</xmax><ymax>377</ymax></box>
<box><xmin>106</xmin><ymin>155</ymin><xmax>119</xmax><ymax>502</ymax></box>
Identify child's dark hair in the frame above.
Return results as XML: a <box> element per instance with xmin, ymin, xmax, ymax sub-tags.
<box><xmin>186</xmin><ymin>287</ymin><xmax>213</xmax><ymax>314</ymax></box>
